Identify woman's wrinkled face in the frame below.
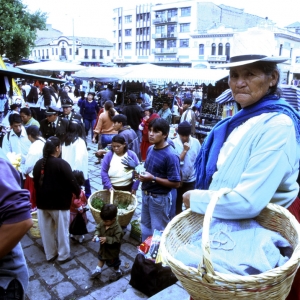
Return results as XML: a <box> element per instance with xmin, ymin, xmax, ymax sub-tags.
<box><xmin>228</xmin><ymin>65</ymin><xmax>277</xmax><ymax>108</ymax></box>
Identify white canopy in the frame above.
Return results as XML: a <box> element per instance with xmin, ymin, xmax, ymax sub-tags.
<box><xmin>74</xmin><ymin>64</ymin><xmax>229</xmax><ymax>86</ymax></box>
<box><xmin>17</xmin><ymin>61</ymin><xmax>86</xmax><ymax>72</ymax></box>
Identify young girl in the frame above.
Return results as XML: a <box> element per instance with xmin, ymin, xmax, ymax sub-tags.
<box><xmin>70</xmin><ymin>170</ymin><xmax>88</xmax><ymax>243</ymax></box>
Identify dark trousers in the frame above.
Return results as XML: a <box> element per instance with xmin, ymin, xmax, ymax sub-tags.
<box><xmin>0</xmin><ymin>279</ymin><xmax>23</xmax><ymax>300</ymax></box>
<box><xmin>112</xmin><ymin>183</ymin><xmax>133</xmax><ymax>193</ymax></box>
<box><xmin>176</xmin><ymin>181</ymin><xmax>196</xmax><ymax>215</ymax></box>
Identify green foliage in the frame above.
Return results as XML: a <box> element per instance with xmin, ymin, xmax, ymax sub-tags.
<box><xmin>0</xmin><ymin>0</ymin><xmax>47</xmax><ymax>62</ymax></box>
<box><xmin>91</xmin><ymin>197</ymin><xmax>105</xmax><ymax>210</ymax></box>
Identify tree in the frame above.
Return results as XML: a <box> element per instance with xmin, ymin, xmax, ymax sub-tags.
<box><xmin>0</xmin><ymin>0</ymin><xmax>47</xmax><ymax>62</ymax></box>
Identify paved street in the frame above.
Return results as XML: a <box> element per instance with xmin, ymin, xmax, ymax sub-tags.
<box><xmin>22</xmin><ymin>135</ymin><xmax>146</xmax><ymax>300</ymax></box>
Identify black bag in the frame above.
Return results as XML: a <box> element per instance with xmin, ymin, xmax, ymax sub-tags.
<box><xmin>129</xmin><ymin>253</ymin><xmax>178</xmax><ymax>297</ymax></box>
<box><xmin>69</xmin><ymin>213</ymin><xmax>88</xmax><ymax>235</ymax></box>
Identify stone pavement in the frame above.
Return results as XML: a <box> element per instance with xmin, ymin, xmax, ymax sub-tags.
<box><xmin>22</xmin><ymin>135</ymin><xmax>188</xmax><ymax>300</ymax></box>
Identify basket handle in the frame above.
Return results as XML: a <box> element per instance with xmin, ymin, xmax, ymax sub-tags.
<box><xmin>199</xmin><ymin>188</ymin><xmax>232</xmax><ymax>277</ymax></box>
<box><xmin>110</xmin><ymin>189</ymin><xmax>114</xmax><ymax>205</ymax></box>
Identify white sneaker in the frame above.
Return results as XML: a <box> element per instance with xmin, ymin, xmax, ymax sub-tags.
<box><xmin>78</xmin><ymin>235</ymin><xmax>84</xmax><ymax>243</ymax></box>
<box><xmin>90</xmin><ymin>268</ymin><xmax>102</xmax><ymax>279</ymax></box>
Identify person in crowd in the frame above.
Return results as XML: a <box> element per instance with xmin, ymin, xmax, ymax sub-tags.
<box><xmin>101</xmin><ymin>134</ymin><xmax>140</xmax><ymax>194</ymax></box>
<box><xmin>173</xmin><ymin>121</ymin><xmax>201</xmax><ymax>215</ymax></box>
<box><xmin>18</xmin><ymin>82</ymin><xmax>27</xmax><ymax>102</ymax></box>
<box><xmin>69</xmin><ymin>170</ymin><xmax>88</xmax><ymax>244</ymax></box>
<box><xmin>73</xmin><ymin>77</ymin><xmax>83</xmax><ymax>95</ymax></box>
<box><xmin>20</xmin><ymin>107</ymin><xmax>40</xmax><ymax>129</ymax></box>
<box><xmin>180</xmin><ymin>98</ymin><xmax>196</xmax><ymax>136</ymax></box>
<box><xmin>26</xmin><ymin>85</ymin><xmax>39</xmax><ymax>119</ymax></box>
<box><xmin>121</xmin><ymin>94</ymin><xmax>143</xmax><ymax>142</ymax></box>
<box><xmin>22</xmin><ymin>80</ymin><xmax>31</xmax><ymax>97</ymax></box>
<box><xmin>33</xmin><ymin>136</ymin><xmax>80</xmax><ymax>264</ymax></box>
<box><xmin>64</xmin><ymin>85</ymin><xmax>74</xmax><ymax>101</ymax></box>
<box><xmin>182</xmin><ymin>31</ymin><xmax>300</xmax><ymax>300</ymax></box>
<box><xmin>112</xmin><ymin>114</ymin><xmax>141</xmax><ymax>160</ymax></box>
<box><xmin>0</xmin><ymin>148</ymin><xmax>32</xmax><ymax>299</ymax></box>
<box><xmin>158</xmin><ymin>101</ymin><xmax>172</xmax><ymax>124</ymax></box>
<box><xmin>93</xmin><ymin>100</ymin><xmax>118</xmax><ymax>149</ymax></box>
<box><xmin>138</xmin><ymin>118</ymin><xmax>181</xmax><ymax>240</ymax></box>
<box><xmin>62</xmin><ymin>120</ymin><xmax>90</xmax><ymax>197</ymax></box>
<box><xmin>139</xmin><ymin>104</ymin><xmax>159</xmax><ymax>161</ymax></box>
<box><xmin>36</xmin><ymin>86</ymin><xmax>55</xmax><ymax>122</ymax></box>
<box><xmin>40</xmin><ymin>106</ymin><xmax>69</xmax><ymax>143</ymax></box>
<box><xmin>137</xmin><ymin>97</ymin><xmax>143</xmax><ymax>106</ymax></box>
<box><xmin>80</xmin><ymin>92</ymin><xmax>99</xmax><ymax>140</ymax></box>
<box><xmin>98</xmin><ymin>83</ymin><xmax>115</xmax><ymax>107</ymax></box>
<box><xmin>22</xmin><ymin>125</ymin><xmax>45</xmax><ymax>211</ymax></box>
<box><xmin>2</xmin><ymin>114</ymin><xmax>31</xmax><ymax>172</ymax></box>
<box><xmin>90</xmin><ymin>204</ymin><xmax>123</xmax><ymax>281</ymax></box>
<box><xmin>60</xmin><ymin>98</ymin><xmax>85</xmax><ymax>142</ymax></box>
<box><xmin>76</xmin><ymin>91</ymin><xmax>86</xmax><ymax>111</ymax></box>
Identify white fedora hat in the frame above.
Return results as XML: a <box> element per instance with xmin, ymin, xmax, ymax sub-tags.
<box><xmin>215</xmin><ymin>28</ymin><xmax>289</xmax><ymax>68</ymax></box>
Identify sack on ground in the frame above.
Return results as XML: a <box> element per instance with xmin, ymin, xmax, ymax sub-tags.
<box><xmin>129</xmin><ymin>253</ymin><xmax>177</xmax><ymax>297</ymax></box>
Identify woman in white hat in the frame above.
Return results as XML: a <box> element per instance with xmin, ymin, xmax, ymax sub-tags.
<box><xmin>183</xmin><ymin>29</ymin><xmax>300</xmax><ymax>299</ymax></box>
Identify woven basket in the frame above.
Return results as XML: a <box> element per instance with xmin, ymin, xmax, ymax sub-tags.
<box><xmin>29</xmin><ymin>211</ymin><xmax>41</xmax><ymax>238</ymax></box>
<box><xmin>160</xmin><ymin>190</ymin><xmax>300</xmax><ymax>300</ymax></box>
<box><xmin>88</xmin><ymin>190</ymin><xmax>137</xmax><ymax>227</ymax></box>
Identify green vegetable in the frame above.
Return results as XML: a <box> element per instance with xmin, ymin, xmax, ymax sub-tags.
<box><xmin>92</xmin><ymin>197</ymin><xmax>105</xmax><ymax>210</ymax></box>
<box><xmin>118</xmin><ymin>203</ymin><xmax>129</xmax><ymax>210</ymax></box>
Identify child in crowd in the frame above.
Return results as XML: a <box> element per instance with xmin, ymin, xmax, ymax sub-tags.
<box><xmin>69</xmin><ymin>170</ymin><xmax>88</xmax><ymax>244</ymax></box>
<box><xmin>90</xmin><ymin>204</ymin><xmax>124</xmax><ymax>282</ymax></box>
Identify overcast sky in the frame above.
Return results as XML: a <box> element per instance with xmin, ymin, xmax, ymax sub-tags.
<box><xmin>23</xmin><ymin>0</ymin><xmax>300</xmax><ymax>40</ymax></box>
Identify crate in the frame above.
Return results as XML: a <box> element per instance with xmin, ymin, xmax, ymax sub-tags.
<box><xmin>130</xmin><ymin>219</ymin><xmax>142</xmax><ymax>242</ymax></box>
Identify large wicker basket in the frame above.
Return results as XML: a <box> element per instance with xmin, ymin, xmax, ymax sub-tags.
<box><xmin>160</xmin><ymin>190</ymin><xmax>300</xmax><ymax>300</ymax></box>
<box><xmin>29</xmin><ymin>211</ymin><xmax>41</xmax><ymax>238</ymax></box>
<box><xmin>88</xmin><ymin>190</ymin><xmax>137</xmax><ymax>227</ymax></box>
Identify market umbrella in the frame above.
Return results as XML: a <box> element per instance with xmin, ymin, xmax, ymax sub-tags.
<box><xmin>16</xmin><ymin>61</ymin><xmax>86</xmax><ymax>76</ymax></box>
<box><xmin>73</xmin><ymin>67</ymin><xmax>132</xmax><ymax>82</ymax></box>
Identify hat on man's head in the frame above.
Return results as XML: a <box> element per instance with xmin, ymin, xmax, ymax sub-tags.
<box><xmin>215</xmin><ymin>28</ymin><xmax>289</xmax><ymax>68</ymax></box>
<box><xmin>178</xmin><ymin>121</ymin><xmax>192</xmax><ymax>136</ymax></box>
<box><xmin>128</xmin><ymin>94</ymin><xmax>137</xmax><ymax>102</ymax></box>
<box><xmin>61</xmin><ymin>98</ymin><xmax>74</xmax><ymax>107</ymax></box>
<box><xmin>45</xmin><ymin>106</ymin><xmax>60</xmax><ymax>115</ymax></box>
<box><xmin>183</xmin><ymin>98</ymin><xmax>193</xmax><ymax>105</ymax></box>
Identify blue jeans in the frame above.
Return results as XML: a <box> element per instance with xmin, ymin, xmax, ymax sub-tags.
<box><xmin>169</xmin><ymin>188</ymin><xmax>177</xmax><ymax>220</ymax></box>
<box><xmin>0</xmin><ymin>279</ymin><xmax>23</xmax><ymax>300</ymax></box>
<box><xmin>84</xmin><ymin>119</ymin><xmax>96</xmax><ymax>140</ymax></box>
<box><xmin>101</xmin><ymin>134</ymin><xmax>115</xmax><ymax>149</ymax></box>
<box><xmin>141</xmin><ymin>191</ymin><xmax>171</xmax><ymax>241</ymax></box>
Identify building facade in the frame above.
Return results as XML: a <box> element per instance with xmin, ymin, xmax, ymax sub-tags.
<box><xmin>29</xmin><ymin>24</ymin><xmax>113</xmax><ymax>66</ymax></box>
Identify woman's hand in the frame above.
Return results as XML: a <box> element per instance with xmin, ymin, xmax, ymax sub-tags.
<box><xmin>109</xmin><ymin>187</ymin><xmax>115</xmax><ymax>192</ymax></box>
<box><xmin>139</xmin><ymin>171</ymin><xmax>153</xmax><ymax>182</ymax></box>
<box><xmin>182</xmin><ymin>191</ymin><xmax>191</xmax><ymax>209</ymax></box>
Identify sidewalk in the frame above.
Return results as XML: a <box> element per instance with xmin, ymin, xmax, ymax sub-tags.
<box><xmin>22</xmin><ymin>136</ymin><xmax>188</xmax><ymax>300</ymax></box>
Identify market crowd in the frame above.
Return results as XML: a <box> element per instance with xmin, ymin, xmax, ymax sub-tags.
<box><xmin>2</xmin><ymin>28</ymin><xmax>300</xmax><ymax>298</ymax></box>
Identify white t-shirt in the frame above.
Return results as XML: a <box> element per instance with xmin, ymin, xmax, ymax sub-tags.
<box><xmin>108</xmin><ymin>153</ymin><xmax>132</xmax><ymax>186</ymax></box>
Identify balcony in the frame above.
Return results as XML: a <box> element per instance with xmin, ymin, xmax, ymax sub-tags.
<box><xmin>152</xmin><ymin>32</ymin><xmax>178</xmax><ymax>39</ymax></box>
<box><xmin>153</xmin><ymin>16</ymin><xmax>178</xmax><ymax>25</ymax></box>
<box><xmin>207</xmin><ymin>55</ymin><xmax>227</xmax><ymax>62</ymax></box>
<box><xmin>152</xmin><ymin>47</ymin><xmax>178</xmax><ymax>54</ymax></box>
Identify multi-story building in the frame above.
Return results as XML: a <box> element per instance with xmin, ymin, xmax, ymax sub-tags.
<box><xmin>29</xmin><ymin>24</ymin><xmax>113</xmax><ymax>66</ymax></box>
<box><xmin>111</xmin><ymin>1</ymin><xmax>269</xmax><ymax>68</ymax></box>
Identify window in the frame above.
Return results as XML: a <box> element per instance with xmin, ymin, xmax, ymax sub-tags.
<box><xmin>56</xmin><ymin>48</ymin><xmax>58</xmax><ymax>55</ymax></box>
<box><xmin>211</xmin><ymin>43</ymin><xmax>216</xmax><ymax>55</ymax></box>
<box><xmin>225</xmin><ymin>43</ymin><xmax>230</xmax><ymax>59</ymax></box>
<box><xmin>119</xmin><ymin>30</ymin><xmax>122</xmax><ymax>37</ymax></box>
<box><xmin>290</xmin><ymin>48</ymin><xmax>293</xmax><ymax>58</ymax></box>
<box><xmin>125</xmin><ymin>29</ymin><xmax>132</xmax><ymax>36</ymax></box>
<box><xmin>118</xmin><ymin>17</ymin><xmax>122</xmax><ymax>24</ymax></box>
<box><xmin>167</xmin><ymin>40</ymin><xmax>176</xmax><ymax>48</ymax></box>
<box><xmin>279</xmin><ymin>44</ymin><xmax>283</xmax><ymax>56</ymax></box>
<box><xmin>199</xmin><ymin>44</ymin><xmax>204</xmax><ymax>55</ymax></box>
<box><xmin>155</xmin><ymin>40</ymin><xmax>164</xmax><ymax>48</ymax></box>
<box><xmin>118</xmin><ymin>43</ymin><xmax>122</xmax><ymax>51</ymax></box>
<box><xmin>146</xmin><ymin>41</ymin><xmax>150</xmax><ymax>49</ymax></box>
<box><xmin>69</xmin><ymin>48</ymin><xmax>72</xmax><ymax>55</ymax></box>
<box><xmin>125</xmin><ymin>42</ymin><xmax>132</xmax><ymax>49</ymax></box>
<box><xmin>218</xmin><ymin>43</ymin><xmax>223</xmax><ymax>55</ymax></box>
<box><xmin>107</xmin><ymin>50</ymin><xmax>110</xmax><ymax>56</ymax></box>
<box><xmin>180</xmin><ymin>23</ymin><xmax>190</xmax><ymax>33</ymax></box>
<box><xmin>180</xmin><ymin>39</ymin><xmax>189</xmax><ymax>47</ymax></box>
<box><xmin>100</xmin><ymin>50</ymin><xmax>103</xmax><ymax>58</ymax></box>
<box><xmin>52</xmin><ymin>48</ymin><xmax>54</xmax><ymax>55</ymax></box>
<box><xmin>156</xmin><ymin>26</ymin><xmax>165</xmax><ymax>34</ymax></box>
<box><xmin>92</xmin><ymin>49</ymin><xmax>95</xmax><ymax>58</ymax></box>
<box><xmin>125</xmin><ymin>15</ymin><xmax>132</xmax><ymax>23</ymax></box>
<box><xmin>168</xmin><ymin>9</ymin><xmax>177</xmax><ymax>17</ymax></box>
<box><xmin>46</xmin><ymin>49</ymin><xmax>49</xmax><ymax>57</ymax></box>
<box><xmin>38</xmin><ymin>50</ymin><xmax>40</xmax><ymax>57</ymax></box>
<box><xmin>84</xmin><ymin>49</ymin><xmax>88</xmax><ymax>58</ymax></box>
<box><xmin>42</xmin><ymin>49</ymin><xmax>44</xmax><ymax>57</ymax></box>
<box><xmin>181</xmin><ymin>7</ymin><xmax>191</xmax><ymax>16</ymax></box>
